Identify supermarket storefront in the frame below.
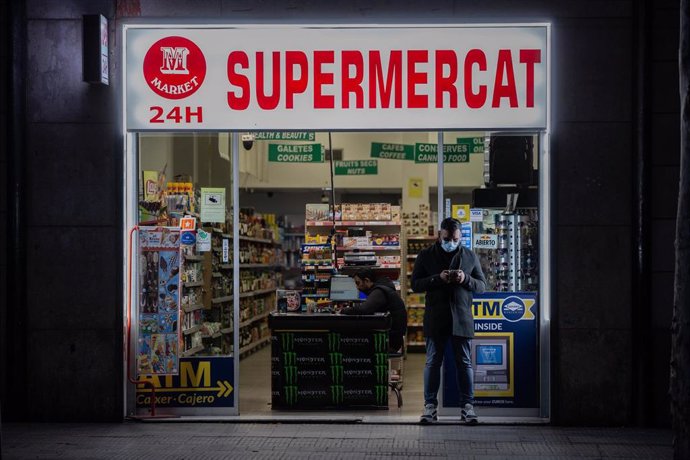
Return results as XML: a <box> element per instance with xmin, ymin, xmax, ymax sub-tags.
<box><xmin>122</xmin><ymin>23</ymin><xmax>551</xmax><ymax>420</ymax></box>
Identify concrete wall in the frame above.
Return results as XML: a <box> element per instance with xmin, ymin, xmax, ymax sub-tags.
<box><xmin>649</xmin><ymin>0</ymin><xmax>679</xmax><ymax>429</ymax></box>
<box><xmin>0</xmin><ymin>0</ymin><xmax>679</xmax><ymax>425</ymax></box>
<box><xmin>12</xmin><ymin>0</ymin><xmax>123</xmax><ymax>421</ymax></box>
<box><xmin>0</xmin><ymin>0</ymin><xmax>9</xmax><ymax>421</ymax></box>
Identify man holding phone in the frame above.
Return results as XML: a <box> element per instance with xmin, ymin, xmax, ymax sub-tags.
<box><xmin>411</xmin><ymin>217</ymin><xmax>486</xmax><ymax>425</ymax></box>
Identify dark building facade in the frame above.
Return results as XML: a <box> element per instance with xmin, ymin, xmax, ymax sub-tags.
<box><xmin>0</xmin><ymin>0</ymin><xmax>680</xmax><ymax>426</ymax></box>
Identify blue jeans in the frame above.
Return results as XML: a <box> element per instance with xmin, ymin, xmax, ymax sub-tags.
<box><xmin>424</xmin><ymin>335</ymin><xmax>473</xmax><ymax>407</ymax></box>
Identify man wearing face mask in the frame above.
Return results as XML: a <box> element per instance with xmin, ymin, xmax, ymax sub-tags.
<box><xmin>411</xmin><ymin>217</ymin><xmax>486</xmax><ymax>425</ymax></box>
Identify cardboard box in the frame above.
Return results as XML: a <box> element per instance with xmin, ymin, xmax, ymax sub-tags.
<box><xmin>306</xmin><ymin>203</ymin><xmax>330</xmax><ymax>221</ymax></box>
<box><xmin>342</xmin><ymin>236</ymin><xmax>370</xmax><ymax>248</ymax></box>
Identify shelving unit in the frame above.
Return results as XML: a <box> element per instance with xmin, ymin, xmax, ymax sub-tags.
<box><xmin>404</xmin><ymin>235</ymin><xmax>437</xmax><ymax>351</ymax></box>
<box><xmin>208</xmin><ymin>219</ymin><xmax>283</xmax><ymax>358</ymax></box>
<box><xmin>181</xmin><ymin>249</ymin><xmax>207</xmax><ymax>356</ymax></box>
<box><xmin>305</xmin><ymin>216</ymin><xmax>402</xmax><ymax>283</ymax></box>
<box><xmin>299</xmin><ymin>243</ymin><xmax>335</xmax><ymax>311</ymax></box>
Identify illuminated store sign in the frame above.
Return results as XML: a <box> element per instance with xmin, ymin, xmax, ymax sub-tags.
<box><xmin>125</xmin><ymin>25</ymin><xmax>549</xmax><ymax>130</ymax></box>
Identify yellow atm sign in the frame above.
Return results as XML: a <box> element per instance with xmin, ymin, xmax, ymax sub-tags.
<box><xmin>472</xmin><ymin>295</ymin><xmax>536</xmax><ymax>322</ymax></box>
<box><xmin>135</xmin><ymin>358</ymin><xmax>234</xmax><ymax>408</ymax></box>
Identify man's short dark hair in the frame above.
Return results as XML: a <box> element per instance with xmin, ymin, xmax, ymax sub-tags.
<box><xmin>354</xmin><ymin>267</ymin><xmax>376</xmax><ymax>283</ymax></box>
<box><xmin>440</xmin><ymin>217</ymin><xmax>461</xmax><ymax>233</ymax></box>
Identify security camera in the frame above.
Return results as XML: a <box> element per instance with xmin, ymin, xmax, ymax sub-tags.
<box><xmin>241</xmin><ymin>134</ymin><xmax>255</xmax><ymax>150</ymax></box>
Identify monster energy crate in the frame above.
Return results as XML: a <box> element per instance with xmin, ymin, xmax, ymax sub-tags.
<box><xmin>273</xmin><ymin>383</ymin><xmax>388</xmax><ymax>408</ymax></box>
<box><xmin>328</xmin><ymin>358</ymin><xmax>390</xmax><ymax>388</ymax></box>
<box><xmin>271</xmin><ymin>329</ymin><xmax>390</xmax><ymax>409</ymax></box>
<box><xmin>325</xmin><ymin>331</ymin><xmax>389</xmax><ymax>355</ymax></box>
<box><xmin>276</xmin><ymin>331</ymin><xmax>329</xmax><ymax>353</ymax></box>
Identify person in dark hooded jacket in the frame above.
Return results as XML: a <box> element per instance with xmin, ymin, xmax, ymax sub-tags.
<box><xmin>339</xmin><ymin>267</ymin><xmax>407</xmax><ymax>352</ymax></box>
<box><xmin>411</xmin><ymin>217</ymin><xmax>486</xmax><ymax>425</ymax></box>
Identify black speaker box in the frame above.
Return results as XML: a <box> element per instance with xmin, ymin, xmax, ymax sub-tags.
<box><xmin>488</xmin><ymin>136</ymin><xmax>534</xmax><ymax>186</ymax></box>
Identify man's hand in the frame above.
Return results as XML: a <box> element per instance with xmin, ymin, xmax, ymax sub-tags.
<box><xmin>440</xmin><ymin>270</ymin><xmax>450</xmax><ymax>283</ymax></box>
<box><xmin>449</xmin><ymin>270</ymin><xmax>466</xmax><ymax>284</ymax></box>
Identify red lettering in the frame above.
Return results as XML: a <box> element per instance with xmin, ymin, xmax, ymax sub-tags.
<box><xmin>492</xmin><ymin>49</ymin><xmax>518</xmax><ymax>108</ymax></box>
<box><xmin>407</xmin><ymin>50</ymin><xmax>428</xmax><ymax>108</ymax></box>
<box><xmin>150</xmin><ymin>106</ymin><xmax>164</xmax><ymax>123</ymax></box>
<box><xmin>520</xmin><ymin>49</ymin><xmax>541</xmax><ymax>108</ymax></box>
<box><xmin>434</xmin><ymin>50</ymin><xmax>457</xmax><ymax>108</ymax></box>
<box><xmin>369</xmin><ymin>51</ymin><xmax>402</xmax><ymax>108</ymax></box>
<box><xmin>227</xmin><ymin>51</ymin><xmax>249</xmax><ymax>110</ymax></box>
<box><xmin>464</xmin><ymin>49</ymin><xmax>487</xmax><ymax>109</ymax></box>
<box><xmin>285</xmin><ymin>51</ymin><xmax>308</xmax><ymax>109</ymax></box>
<box><xmin>313</xmin><ymin>50</ymin><xmax>335</xmax><ymax>109</ymax></box>
<box><xmin>341</xmin><ymin>51</ymin><xmax>364</xmax><ymax>109</ymax></box>
<box><xmin>256</xmin><ymin>51</ymin><xmax>280</xmax><ymax>110</ymax></box>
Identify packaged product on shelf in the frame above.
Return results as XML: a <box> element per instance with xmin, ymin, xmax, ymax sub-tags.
<box><xmin>277</xmin><ymin>289</ymin><xmax>301</xmax><ymax>313</ymax></box>
<box><xmin>305</xmin><ymin>203</ymin><xmax>331</xmax><ymax>221</ymax></box>
<box><xmin>342</xmin><ymin>236</ymin><xmax>370</xmax><ymax>248</ymax></box>
<box><xmin>391</xmin><ymin>205</ymin><xmax>401</xmax><ymax>223</ymax></box>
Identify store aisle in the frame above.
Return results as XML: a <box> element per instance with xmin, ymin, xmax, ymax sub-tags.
<box><xmin>239</xmin><ymin>346</ymin><xmax>426</xmax><ymax>417</ymax></box>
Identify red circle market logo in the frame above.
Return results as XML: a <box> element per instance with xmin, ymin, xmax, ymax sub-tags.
<box><xmin>143</xmin><ymin>36</ymin><xmax>206</xmax><ymax>100</ymax></box>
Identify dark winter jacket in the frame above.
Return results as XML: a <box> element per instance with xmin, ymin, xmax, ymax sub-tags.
<box><xmin>340</xmin><ymin>277</ymin><xmax>407</xmax><ymax>349</ymax></box>
<box><xmin>411</xmin><ymin>242</ymin><xmax>486</xmax><ymax>338</ymax></box>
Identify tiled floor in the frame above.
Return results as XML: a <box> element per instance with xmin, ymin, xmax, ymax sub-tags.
<box><xmin>2</xmin><ymin>422</ymin><xmax>673</xmax><ymax>459</ymax></box>
<box><xmin>239</xmin><ymin>346</ymin><xmax>427</xmax><ymax>417</ymax></box>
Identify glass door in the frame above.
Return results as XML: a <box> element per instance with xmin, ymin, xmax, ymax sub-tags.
<box><xmin>126</xmin><ymin>132</ymin><xmax>240</xmax><ymax>416</ymax></box>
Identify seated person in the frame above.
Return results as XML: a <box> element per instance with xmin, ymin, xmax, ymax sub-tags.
<box><xmin>339</xmin><ymin>268</ymin><xmax>407</xmax><ymax>352</ymax></box>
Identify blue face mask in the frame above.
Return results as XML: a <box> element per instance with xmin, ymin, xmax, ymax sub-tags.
<box><xmin>441</xmin><ymin>240</ymin><xmax>459</xmax><ymax>252</ymax></box>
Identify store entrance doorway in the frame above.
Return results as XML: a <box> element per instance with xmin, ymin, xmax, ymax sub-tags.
<box><xmin>123</xmin><ymin>23</ymin><xmax>551</xmax><ymax>422</ymax></box>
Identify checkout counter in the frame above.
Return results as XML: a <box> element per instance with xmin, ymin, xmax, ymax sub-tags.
<box><xmin>268</xmin><ymin>312</ymin><xmax>391</xmax><ymax>409</ymax></box>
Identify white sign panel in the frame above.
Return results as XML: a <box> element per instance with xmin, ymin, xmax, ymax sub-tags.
<box><xmin>200</xmin><ymin>187</ymin><xmax>226</xmax><ymax>223</ymax></box>
<box><xmin>124</xmin><ymin>24</ymin><xmax>548</xmax><ymax>131</ymax></box>
<box><xmin>470</xmin><ymin>208</ymin><xmax>484</xmax><ymax>222</ymax></box>
<box><xmin>473</xmin><ymin>233</ymin><xmax>499</xmax><ymax>249</ymax></box>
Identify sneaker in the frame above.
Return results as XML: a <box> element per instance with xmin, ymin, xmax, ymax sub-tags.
<box><xmin>420</xmin><ymin>404</ymin><xmax>438</xmax><ymax>424</ymax></box>
<box><xmin>461</xmin><ymin>403</ymin><xmax>478</xmax><ymax>425</ymax></box>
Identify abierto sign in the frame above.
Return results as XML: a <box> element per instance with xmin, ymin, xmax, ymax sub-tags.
<box><xmin>125</xmin><ymin>24</ymin><xmax>548</xmax><ymax>131</ymax></box>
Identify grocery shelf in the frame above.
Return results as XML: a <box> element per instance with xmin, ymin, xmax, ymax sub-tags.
<box><xmin>184</xmin><ymin>254</ymin><xmax>204</xmax><ymax>262</ymax></box>
<box><xmin>336</xmin><ymin>246</ymin><xmax>401</xmax><ymax>251</ymax></box>
<box><xmin>408</xmin><ymin>341</ymin><xmax>426</xmax><ymax>346</ymax></box>
<box><xmin>406</xmin><ymin>235</ymin><xmax>437</xmax><ymax>240</ymax></box>
<box><xmin>239</xmin><ymin>287</ymin><xmax>276</xmax><ymax>298</ymax></box>
<box><xmin>182</xmin><ymin>325</ymin><xmax>200</xmax><ymax>335</ymax></box>
<box><xmin>201</xmin><ymin>331</ymin><xmax>222</xmax><ymax>339</ymax></box>
<box><xmin>408</xmin><ymin>304</ymin><xmax>425</xmax><ymax>308</ymax></box>
<box><xmin>306</xmin><ymin>220</ymin><xmax>401</xmax><ymax>227</ymax></box>
<box><xmin>239</xmin><ymin>310</ymin><xmax>271</xmax><ymax>328</ymax></box>
<box><xmin>183</xmin><ymin>281</ymin><xmax>204</xmax><ymax>288</ymax></box>
<box><xmin>302</xmin><ymin>265</ymin><xmax>334</xmax><ymax>271</ymax></box>
<box><xmin>406</xmin><ymin>255</ymin><xmax>418</xmax><ymax>259</ymax></box>
<box><xmin>219</xmin><ymin>264</ymin><xmax>233</xmax><ymax>270</ymax></box>
<box><xmin>340</xmin><ymin>264</ymin><xmax>401</xmax><ymax>270</ymax></box>
<box><xmin>212</xmin><ymin>272</ymin><xmax>222</xmax><ymax>278</ymax></box>
<box><xmin>407</xmin><ymin>323</ymin><xmax>424</xmax><ymax>327</ymax></box>
<box><xmin>240</xmin><ymin>263</ymin><xmax>281</xmax><ymax>268</ymax></box>
<box><xmin>221</xmin><ymin>327</ymin><xmax>233</xmax><ymax>334</ymax></box>
<box><xmin>239</xmin><ymin>235</ymin><xmax>275</xmax><ymax>244</ymax></box>
<box><xmin>211</xmin><ymin>295</ymin><xmax>233</xmax><ymax>304</ymax></box>
<box><xmin>182</xmin><ymin>303</ymin><xmax>204</xmax><ymax>313</ymax></box>
<box><xmin>181</xmin><ymin>345</ymin><xmax>204</xmax><ymax>357</ymax></box>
